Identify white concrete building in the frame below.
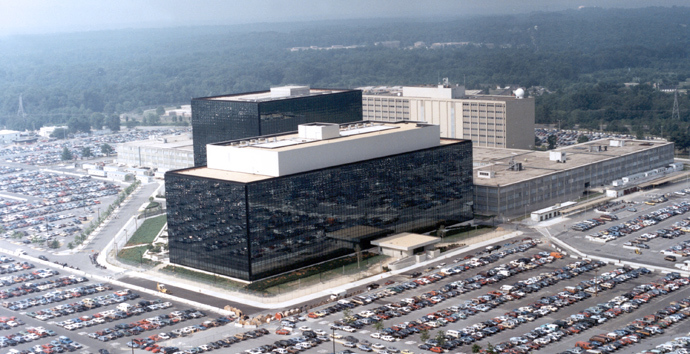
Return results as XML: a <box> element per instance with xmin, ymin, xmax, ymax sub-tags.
<box><xmin>360</xmin><ymin>83</ymin><xmax>535</xmax><ymax>150</ymax></box>
<box><xmin>0</xmin><ymin>130</ymin><xmax>21</xmax><ymax>144</ymax></box>
<box><xmin>205</xmin><ymin>121</ymin><xmax>442</xmax><ymax>177</ymax></box>
<box><xmin>116</xmin><ymin>133</ymin><xmax>194</xmax><ymax>172</ymax></box>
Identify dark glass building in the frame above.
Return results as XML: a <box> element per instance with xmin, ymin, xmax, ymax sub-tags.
<box><xmin>192</xmin><ymin>86</ymin><xmax>362</xmax><ymax>166</ymax></box>
<box><xmin>166</xmin><ymin>122</ymin><xmax>473</xmax><ymax>281</ymax></box>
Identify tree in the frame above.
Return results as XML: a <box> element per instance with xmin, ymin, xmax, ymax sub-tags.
<box><xmin>420</xmin><ymin>329</ymin><xmax>430</xmax><ymax>343</ymax></box>
<box><xmin>144</xmin><ymin>112</ymin><xmax>160</xmax><ymax>125</ymax></box>
<box><xmin>373</xmin><ymin>320</ymin><xmax>384</xmax><ymax>333</ymax></box>
<box><xmin>50</xmin><ymin>128</ymin><xmax>68</xmax><ymax>139</ymax></box>
<box><xmin>435</xmin><ymin>331</ymin><xmax>446</xmax><ymax>346</ymax></box>
<box><xmin>156</xmin><ymin>106</ymin><xmax>166</xmax><ymax>116</ymax></box>
<box><xmin>90</xmin><ymin>112</ymin><xmax>105</xmax><ymax>130</ymax></box>
<box><xmin>126</xmin><ymin>119</ymin><xmax>137</xmax><ymax>129</ymax></box>
<box><xmin>67</xmin><ymin>116</ymin><xmax>91</xmax><ymax>133</ymax></box>
<box><xmin>48</xmin><ymin>240</ymin><xmax>60</xmax><ymax>249</ymax></box>
<box><xmin>471</xmin><ymin>344</ymin><xmax>482</xmax><ymax>353</ymax></box>
<box><xmin>547</xmin><ymin>135</ymin><xmax>557</xmax><ymax>150</ymax></box>
<box><xmin>11</xmin><ymin>231</ymin><xmax>24</xmax><ymax>239</ymax></box>
<box><xmin>485</xmin><ymin>342</ymin><xmax>497</xmax><ymax>354</ymax></box>
<box><xmin>107</xmin><ymin>114</ymin><xmax>121</xmax><ymax>132</ymax></box>
<box><xmin>82</xmin><ymin>147</ymin><xmax>92</xmax><ymax>158</ymax></box>
<box><xmin>101</xmin><ymin>143</ymin><xmax>113</xmax><ymax>156</ymax></box>
<box><xmin>61</xmin><ymin>147</ymin><xmax>73</xmax><ymax>161</ymax></box>
<box><xmin>342</xmin><ymin>308</ymin><xmax>353</xmax><ymax>324</ymax></box>
<box><xmin>67</xmin><ymin>242</ymin><xmax>74</xmax><ymax>249</ymax></box>
<box><xmin>577</xmin><ymin>135</ymin><xmax>589</xmax><ymax>144</ymax></box>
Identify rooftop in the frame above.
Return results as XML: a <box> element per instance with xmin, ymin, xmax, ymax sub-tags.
<box><xmin>119</xmin><ymin>134</ymin><xmax>193</xmax><ymax>151</ymax></box>
<box><xmin>371</xmin><ymin>232</ymin><xmax>441</xmax><ymax>251</ymax></box>
<box><xmin>359</xmin><ymin>85</ymin><xmax>524</xmax><ymax>101</ymax></box>
<box><xmin>473</xmin><ymin>139</ymin><xmax>673</xmax><ymax>187</ymax></box>
<box><xmin>173</xmin><ymin>121</ymin><xmax>463</xmax><ymax>183</ymax></box>
<box><xmin>198</xmin><ymin>86</ymin><xmax>352</xmax><ymax>103</ymax></box>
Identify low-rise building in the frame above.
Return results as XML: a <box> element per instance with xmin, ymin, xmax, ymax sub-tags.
<box><xmin>116</xmin><ymin>134</ymin><xmax>194</xmax><ymax>172</ymax></box>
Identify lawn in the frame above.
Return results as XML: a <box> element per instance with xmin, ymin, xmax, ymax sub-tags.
<box><xmin>125</xmin><ymin>215</ymin><xmax>166</xmax><ymax>246</ymax></box>
<box><xmin>117</xmin><ymin>246</ymin><xmax>152</xmax><ymax>265</ymax></box>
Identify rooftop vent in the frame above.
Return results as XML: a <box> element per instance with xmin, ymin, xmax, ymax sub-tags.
<box><xmin>478</xmin><ymin>170</ymin><xmax>495</xmax><ymax>179</ymax></box>
<box><xmin>298</xmin><ymin>122</ymin><xmax>340</xmax><ymax>140</ymax></box>
<box><xmin>549</xmin><ymin>151</ymin><xmax>567</xmax><ymax>163</ymax></box>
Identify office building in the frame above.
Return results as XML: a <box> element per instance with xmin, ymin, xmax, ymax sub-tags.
<box><xmin>165</xmin><ymin>121</ymin><xmax>473</xmax><ymax>281</ymax></box>
<box><xmin>0</xmin><ymin>130</ymin><xmax>21</xmax><ymax>144</ymax></box>
<box><xmin>360</xmin><ymin>83</ymin><xmax>534</xmax><ymax>149</ymax></box>
<box><xmin>191</xmin><ymin>86</ymin><xmax>362</xmax><ymax>166</ymax></box>
<box><xmin>473</xmin><ymin>139</ymin><xmax>675</xmax><ymax>218</ymax></box>
<box><xmin>116</xmin><ymin>133</ymin><xmax>194</xmax><ymax>172</ymax></box>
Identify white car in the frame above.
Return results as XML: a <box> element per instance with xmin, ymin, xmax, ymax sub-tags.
<box><xmin>314</xmin><ymin>329</ymin><xmax>326</xmax><ymax>336</ymax></box>
<box><xmin>370</xmin><ymin>332</ymin><xmax>382</xmax><ymax>339</ymax></box>
<box><xmin>343</xmin><ymin>326</ymin><xmax>357</xmax><ymax>332</ymax></box>
<box><xmin>381</xmin><ymin>335</ymin><xmax>396</xmax><ymax>342</ymax></box>
<box><xmin>372</xmin><ymin>343</ymin><xmax>386</xmax><ymax>349</ymax></box>
<box><xmin>299</xmin><ymin>326</ymin><xmax>312</xmax><ymax>332</ymax></box>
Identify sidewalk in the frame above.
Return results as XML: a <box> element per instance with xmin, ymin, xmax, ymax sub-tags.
<box><xmin>100</xmin><ymin>217</ymin><xmax>524</xmax><ymax>311</ymax></box>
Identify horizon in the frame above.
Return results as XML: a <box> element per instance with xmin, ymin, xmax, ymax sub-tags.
<box><xmin>1</xmin><ymin>0</ymin><xmax>689</xmax><ymax>37</ymax></box>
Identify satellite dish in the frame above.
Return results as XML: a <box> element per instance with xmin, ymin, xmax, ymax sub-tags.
<box><xmin>514</xmin><ymin>88</ymin><xmax>525</xmax><ymax>99</ymax></box>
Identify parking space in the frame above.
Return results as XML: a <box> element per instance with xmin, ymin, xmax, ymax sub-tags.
<box><xmin>0</xmin><ymin>171</ymin><xmax>120</xmax><ymax>251</ymax></box>
<box><xmin>555</xmin><ymin>183</ymin><xmax>690</xmax><ymax>268</ymax></box>
<box><xmin>209</xmin><ymin>238</ymin><xmax>690</xmax><ymax>354</ymax></box>
<box><xmin>0</xmin><ymin>258</ymin><xmax>235</xmax><ymax>354</ymax></box>
<box><xmin>0</xmin><ymin>128</ymin><xmax>187</xmax><ymax>166</ymax></box>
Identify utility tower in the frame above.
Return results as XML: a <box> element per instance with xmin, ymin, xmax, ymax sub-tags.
<box><xmin>17</xmin><ymin>94</ymin><xmax>26</xmax><ymax>117</ymax></box>
<box><xmin>672</xmin><ymin>90</ymin><xmax>680</xmax><ymax>120</ymax></box>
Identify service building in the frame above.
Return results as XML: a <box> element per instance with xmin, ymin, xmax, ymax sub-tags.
<box><xmin>116</xmin><ymin>134</ymin><xmax>194</xmax><ymax>172</ymax></box>
<box><xmin>473</xmin><ymin>139</ymin><xmax>675</xmax><ymax>218</ymax></box>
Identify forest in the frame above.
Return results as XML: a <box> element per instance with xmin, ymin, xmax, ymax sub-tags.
<box><xmin>0</xmin><ymin>6</ymin><xmax>689</xmax><ymax>147</ymax></box>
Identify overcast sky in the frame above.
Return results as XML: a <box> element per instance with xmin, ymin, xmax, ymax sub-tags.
<box><xmin>1</xmin><ymin>0</ymin><xmax>687</xmax><ymax>36</ymax></box>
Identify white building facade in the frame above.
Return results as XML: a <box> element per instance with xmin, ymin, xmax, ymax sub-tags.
<box><xmin>361</xmin><ymin>84</ymin><xmax>535</xmax><ymax>150</ymax></box>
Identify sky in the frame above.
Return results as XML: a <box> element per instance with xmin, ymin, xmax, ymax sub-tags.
<box><xmin>0</xmin><ymin>0</ymin><xmax>688</xmax><ymax>36</ymax></box>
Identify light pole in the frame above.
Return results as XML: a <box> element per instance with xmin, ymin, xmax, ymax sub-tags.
<box><xmin>332</xmin><ymin>328</ymin><xmax>336</xmax><ymax>354</ymax></box>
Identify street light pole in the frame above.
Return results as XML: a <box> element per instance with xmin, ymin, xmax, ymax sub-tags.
<box><xmin>332</xmin><ymin>328</ymin><xmax>336</xmax><ymax>354</ymax></box>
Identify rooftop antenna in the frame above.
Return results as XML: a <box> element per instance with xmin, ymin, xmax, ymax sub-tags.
<box><xmin>17</xmin><ymin>94</ymin><xmax>26</xmax><ymax>118</ymax></box>
<box><xmin>672</xmin><ymin>90</ymin><xmax>680</xmax><ymax>120</ymax></box>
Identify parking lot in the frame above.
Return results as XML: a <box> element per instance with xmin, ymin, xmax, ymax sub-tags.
<box><xmin>0</xmin><ymin>170</ymin><xmax>121</xmax><ymax>252</ymax></box>
<box><xmin>0</xmin><ymin>257</ymin><xmax>238</xmax><ymax>354</ymax></box>
<box><xmin>163</xmin><ymin>237</ymin><xmax>686</xmax><ymax>354</ymax></box>
<box><xmin>554</xmin><ymin>182</ymin><xmax>690</xmax><ymax>269</ymax></box>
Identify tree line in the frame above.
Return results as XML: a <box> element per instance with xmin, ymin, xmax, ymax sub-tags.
<box><xmin>0</xmin><ymin>6</ymin><xmax>688</xmax><ymax>139</ymax></box>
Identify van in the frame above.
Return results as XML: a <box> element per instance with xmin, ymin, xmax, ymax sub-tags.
<box><xmin>664</xmin><ymin>256</ymin><xmax>677</xmax><ymax>262</ymax></box>
<box><xmin>117</xmin><ymin>303</ymin><xmax>132</xmax><ymax>312</ymax></box>
<box><xmin>446</xmin><ymin>330</ymin><xmax>460</xmax><ymax>338</ymax></box>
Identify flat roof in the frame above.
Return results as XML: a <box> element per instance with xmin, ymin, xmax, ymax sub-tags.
<box><xmin>213</xmin><ymin>121</ymin><xmax>413</xmax><ymax>153</ymax></box>
<box><xmin>359</xmin><ymin>86</ymin><xmax>522</xmax><ymax>101</ymax></box>
<box><xmin>473</xmin><ymin>139</ymin><xmax>673</xmax><ymax>188</ymax></box>
<box><xmin>371</xmin><ymin>232</ymin><xmax>440</xmax><ymax>251</ymax></box>
<box><xmin>199</xmin><ymin>88</ymin><xmax>352</xmax><ymax>103</ymax></box>
<box><xmin>120</xmin><ymin>134</ymin><xmax>193</xmax><ymax>151</ymax></box>
<box><xmin>176</xmin><ymin>122</ymin><xmax>462</xmax><ymax>183</ymax></box>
